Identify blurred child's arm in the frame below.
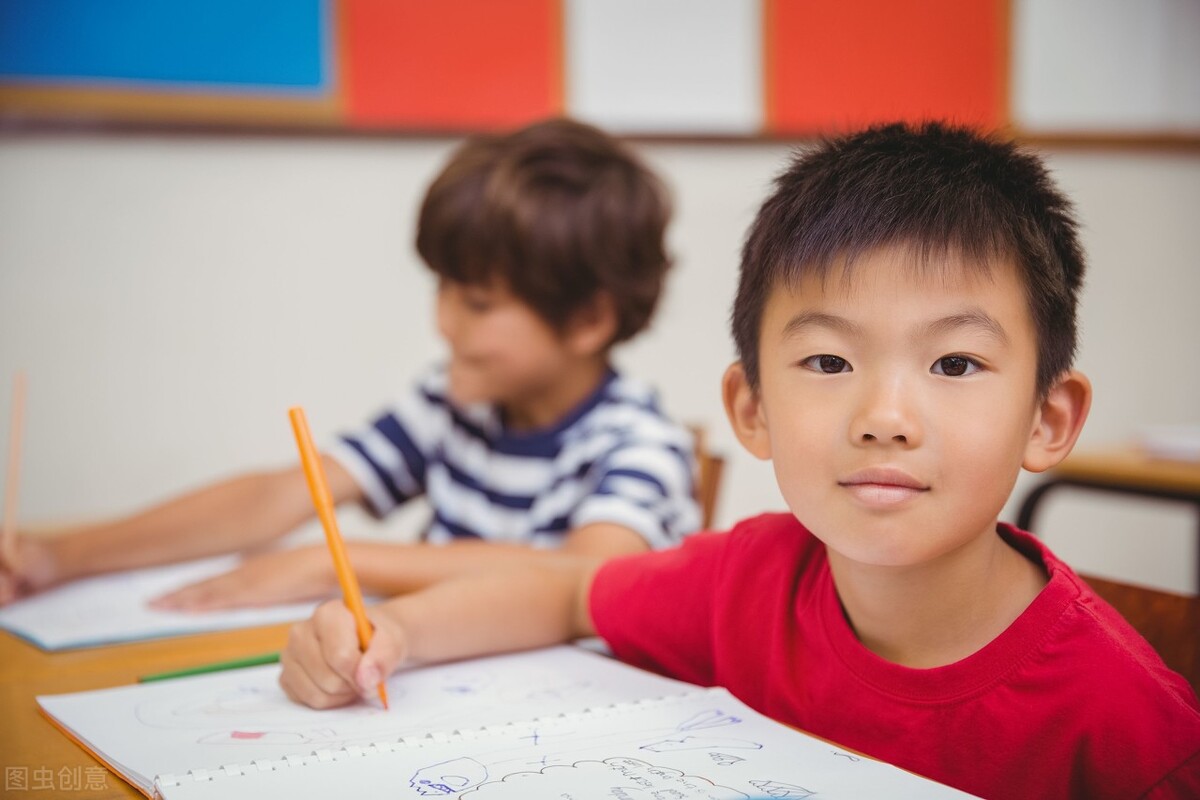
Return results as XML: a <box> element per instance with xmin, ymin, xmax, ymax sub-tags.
<box><xmin>153</xmin><ymin>521</ymin><xmax>645</xmax><ymax>611</ymax></box>
<box><xmin>354</xmin><ymin>521</ymin><xmax>646</xmax><ymax>595</ymax></box>
<box><xmin>279</xmin><ymin>554</ymin><xmax>600</xmax><ymax>709</ymax></box>
<box><xmin>0</xmin><ymin>455</ymin><xmax>360</xmax><ymax>605</ymax></box>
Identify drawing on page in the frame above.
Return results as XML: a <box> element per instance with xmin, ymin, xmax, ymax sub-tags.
<box><xmin>625</xmin><ymin>704</ymin><xmax>762</xmax><ymax>755</ymax></box>
<box><xmin>508</xmin><ymin>679</ymin><xmax>596</xmax><ymax>704</ymax></box>
<box><xmin>135</xmin><ymin>682</ymin><xmax>387</xmax><ymax>731</ymax></box>
<box><xmin>708</xmin><ymin>753</ymin><xmax>745</xmax><ymax>766</ymax></box>
<box><xmin>521</xmin><ymin>754</ymin><xmax>566</xmax><ymax>769</ymax></box>
<box><xmin>436</xmin><ymin>671</ymin><xmax>494</xmax><ymax>695</ymax></box>
<box><xmin>128</xmin><ymin>663</ymin><xmax>610</xmax><ymax>754</ymax></box>
<box><xmin>675</xmin><ymin>709</ymin><xmax>742</xmax><ymax>731</ymax></box>
<box><xmin>409</xmin><ymin>757</ymin><xmax>488</xmax><ymax>796</ymax></box>
<box><xmin>460</xmin><ymin>756</ymin><xmax>748</xmax><ymax>800</ymax></box>
<box><xmin>196</xmin><ymin>728</ymin><xmax>338</xmax><ymax>746</ymax></box>
<box><xmin>130</xmin><ymin>679</ymin><xmax>404</xmax><ymax>749</ymax></box>
<box><xmin>747</xmin><ymin>779</ymin><xmax>815</xmax><ymax>798</ymax></box>
<box><xmin>640</xmin><ymin>736</ymin><xmax>763</xmax><ymax>753</ymax></box>
<box><xmin>447</xmin><ymin>673</ymin><xmax>597</xmax><ymax>705</ymax></box>
<box><xmin>470</xmin><ymin>700</ymin><xmax>763</xmax><ymax>776</ymax></box>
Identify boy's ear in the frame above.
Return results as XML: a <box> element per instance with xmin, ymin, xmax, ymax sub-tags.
<box><xmin>1023</xmin><ymin>369</ymin><xmax>1092</xmax><ymax>473</ymax></box>
<box><xmin>722</xmin><ymin>362</ymin><xmax>772</xmax><ymax>460</ymax></box>
<box><xmin>564</xmin><ymin>291</ymin><xmax>618</xmax><ymax>356</ymax></box>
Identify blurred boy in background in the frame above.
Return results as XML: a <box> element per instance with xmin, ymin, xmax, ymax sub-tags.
<box><xmin>0</xmin><ymin>118</ymin><xmax>699</xmax><ymax>609</ymax></box>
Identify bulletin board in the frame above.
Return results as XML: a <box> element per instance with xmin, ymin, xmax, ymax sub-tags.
<box><xmin>1</xmin><ymin>0</ymin><xmax>1195</xmax><ymax>141</ymax></box>
<box><xmin>0</xmin><ymin>0</ymin><xmax>341</xmax><ymax>126</ymax></box>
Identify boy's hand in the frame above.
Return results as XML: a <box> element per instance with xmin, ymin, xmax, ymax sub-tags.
<box><xmin>0</xmin><ymin>536</ymin><xmax>61</xmax><ymax>606</ymax></box>
<box><xmin>279</xmin><ymin>599</ymin><xmax>407</xmax><ymax>709</ymax></box>
<box><xmin>150</xmin><ymin>546</ymin><xmax>337</xmax><ymax>612</ymax></box>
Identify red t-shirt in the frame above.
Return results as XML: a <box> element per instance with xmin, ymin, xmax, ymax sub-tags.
<box><xmin>591</xmin><ymin>512</ymin><xmax>1200</xmax><ymax>800</ymax></box>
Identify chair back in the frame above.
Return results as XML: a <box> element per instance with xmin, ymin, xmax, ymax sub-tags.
<box><xmin>688</xmin><ymin>425</ymin><xmax>725</xmax><ymax>531</ymax></box>
<box><xmin>1081</xmin><ymin>572</ymin><xmax>1200</xmax><ymax>696</ymax></box>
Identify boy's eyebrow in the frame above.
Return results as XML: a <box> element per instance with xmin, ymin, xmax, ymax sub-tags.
<box><xmin>923</xmin><ymin>310</ymin><xmax>1010</xmax><ymax>344</ymax></box>
<box><xmin>781</xmin><ymin>311</ymin><xmax>861</xmax><ymax>339</ymax></box>
<box><xmin>781</xmin><ymin>309</ymin><xmax>1010</xmax><ymax>345</ymax></box>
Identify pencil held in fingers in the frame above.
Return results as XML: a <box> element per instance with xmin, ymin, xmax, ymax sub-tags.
<box><xmin>288</xmin><ymin>406</ymin><xmax>389</xmax><ymax>709</ymax></box>
<box><xmin>354</xmin><ymin>613</ymin><xmax>408</xmax><ymax>702</ymax></box>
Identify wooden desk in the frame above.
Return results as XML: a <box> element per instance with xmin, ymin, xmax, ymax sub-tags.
<box><xmin>0</xmin><ymin>623</ymin><xmax>291</xmax><ymax>798</ymax></box>
<box><xmin>1016</xmin><ymin>447</ymin><xmax>1200</xmax><ymax>584</ymax></box>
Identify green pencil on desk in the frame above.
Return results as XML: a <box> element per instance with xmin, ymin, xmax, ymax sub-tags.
<box><xmin>139</xmin><ymin>651</ymin><xmax>281</xmax><ymax>682</ymax></box>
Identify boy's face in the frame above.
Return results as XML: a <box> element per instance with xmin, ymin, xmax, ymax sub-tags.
<box><xmin>737</xmin><ymin>249</ymin><xmax>1056</xmax><ymax>568</ymax></box>
<box><xmin>435</xmin><ymin>278</ymin><xmax>579</xmax><ymax>409</ymax></box>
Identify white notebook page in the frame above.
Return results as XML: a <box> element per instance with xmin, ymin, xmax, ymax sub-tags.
<box><xmin>38</xmin><ymin>645</ymin><xmax>695</xmax><ymax>794</ymax></box>
<box><xmin>0</xmin><ymin>555</ymin><xmax>320</xmax><ymax>649</ymax></box>
<box><xmin>155</xmin><ymin>687</ymin><xmax>979</xmax><ymax>800</ymax></box>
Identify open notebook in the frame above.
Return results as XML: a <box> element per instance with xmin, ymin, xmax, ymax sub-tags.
<box><xmin>0</xmin><ymin>555</ymin><xmax>320</xmax><ymax>650</ymax></box>
<box><xmin>38</xmin><ymin>645</ymin><xmax>978</xmax><ymax>800</ymax></box>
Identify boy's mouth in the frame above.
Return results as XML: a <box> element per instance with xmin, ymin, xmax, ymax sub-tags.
<box><xmin>838</xmin><ymin>468</ymin><xmax>929</xmax><ymax>507</ymax></box>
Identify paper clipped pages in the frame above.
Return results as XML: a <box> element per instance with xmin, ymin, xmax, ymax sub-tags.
<box><xmin>37</xmin><ymin>645</ymin><xmax>695</xmax><ymax>797</ymax></box>
<box><xmin>0</xmin><ymin>555</ymin><xmax>319</xmax><ymax>650</ymax></box>
<box><xmin>152</xmin><ymin>685</ymin><xmax>979</xmax><ymax>800</ymax></box>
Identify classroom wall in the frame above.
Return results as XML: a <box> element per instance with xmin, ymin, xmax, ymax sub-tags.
<box><xmin>1</xmin><ymin>133</ymin><xmax>1197</xmax><ymax>592</ymax></box>
<box><xmin>5</xmin><ymin>1</ymin><xmax>1198</xmax><ymax>139</ymax></box>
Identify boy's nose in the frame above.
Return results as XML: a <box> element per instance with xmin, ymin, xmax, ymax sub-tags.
<box><xmin>848</xmin><ymin>378</ymin><xmax>922</xmax><ymax>448</ymax></box>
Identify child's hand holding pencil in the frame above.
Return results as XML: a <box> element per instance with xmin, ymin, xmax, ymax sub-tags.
<box><xmin>279</xmin><ymin>598</ymin><xmax>409</xmax><ymax>709</ymax></box>
<box><xmin>284</xmin><ymin>406</ymin><xmax>391</xmax><ymax>709</ymax></box>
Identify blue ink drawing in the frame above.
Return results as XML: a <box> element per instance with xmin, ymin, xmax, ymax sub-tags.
<box><xmin>641</xmin><ymin>736</ymin><xmax>764</xmax><ymax>753</ymax></box>
<box><xmin>410</xmin><ymin>758</ymin><xmax>488</xmax><ymax>796</ymax></box>
<box><xmin>676</xmin><ymin>709</ymin><xmax>743</xmax><ymax>731</ymax></box>
<box><xmin>709</xmin><ymin>752</ymin><xmax>745</xmax><ymax>766</ymax></box>
<box><xmin>748</xmin><ymin>779</ymin><xmax>815</xmax><ymax>799</ymax></box>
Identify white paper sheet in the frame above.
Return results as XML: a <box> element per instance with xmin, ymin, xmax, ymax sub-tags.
<box><xmin>153</xmin><ymin>686</ymin><xmax>979</xmax><ymax>800</ymax></box>
<box><xmin>0</xmin><ymin>555</ymin><xmax>320</xmax><ymax>650</ymax></box>
<box><xmin>38</xmin><ymin>645</ymin><xmax>696</xmax><ymax>795</ymax></box>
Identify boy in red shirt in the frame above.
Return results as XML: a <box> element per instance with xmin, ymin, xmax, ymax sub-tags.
<box><xmin>280</xmin><ymin>123</ymin><xmax>1200</xmax><ymax>799</ymax></box>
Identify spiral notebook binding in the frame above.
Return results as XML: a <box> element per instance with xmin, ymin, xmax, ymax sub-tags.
<box><xmin>153</xmin><ymin>688</ymin><xmax>705</xmax><ymax>794</ymax></box>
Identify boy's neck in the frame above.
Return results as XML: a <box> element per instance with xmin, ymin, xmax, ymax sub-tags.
<box><xmin>827</xmin><ymin>525</ymin><xmax>1048</xmax><ymax>669</ymax></box>
<box><xmin>500</xmin><ymin>357</ymin><xmax>611</xmax><ymax>433</ymax></box>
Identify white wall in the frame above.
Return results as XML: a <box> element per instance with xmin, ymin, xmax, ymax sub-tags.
<box><xmin>1</xmin><ymin>133</ymin><xmax>1197</xmax><ymax>591</ymax></box>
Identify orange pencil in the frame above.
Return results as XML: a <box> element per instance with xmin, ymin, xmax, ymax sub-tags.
<box><xmin>288</xmin><ymin>406</ymin><xmax>389</xmax><ymax>710</ymax></box>
<box><xmin>2</xmin><ymin>372</ymin><xmax>26</xmax><ymax>567</ymax></box>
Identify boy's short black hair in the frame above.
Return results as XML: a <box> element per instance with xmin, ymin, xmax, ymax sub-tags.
<box><xmin>417</xmin><ymin>118</ymin><xmax>672</xmax><ymax>345</ymax></box>
<box><xmin>732</xmin><ymin>121</ymin><xmax>1085</xmax><ymax>396</ymax></box>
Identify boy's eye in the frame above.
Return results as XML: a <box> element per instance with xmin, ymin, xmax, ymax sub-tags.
<box><xmin>801</xmin><ymin>354</ymin><xmax>851</xmax><ymax>374</ymax></box>
<box><xmin>461</xmin><ymin>289</ymin><xmax>496</xmax><ymax>312</ymax></box>
<box><xmin>932</xmin><ymin>356</ymin><xmax>979</xmax><ymax>377</ymax></box>
<box><xmin>436</xmin><ymin>279</ymin><xmax>497</xmax><ymax>313</ymax></box>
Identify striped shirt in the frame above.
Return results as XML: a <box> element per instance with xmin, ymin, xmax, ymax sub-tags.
<box><xmin>328</xmin><ymin>367</ymin><xmax>700</xmax><ymax>550</ymax></box>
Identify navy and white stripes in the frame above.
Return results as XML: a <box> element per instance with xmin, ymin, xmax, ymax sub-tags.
<box><xmin>328</xmin><ymin>367</ymin><xmax>700</xmax><ymax>550</ymax></box>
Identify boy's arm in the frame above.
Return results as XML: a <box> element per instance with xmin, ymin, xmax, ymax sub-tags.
<box><xmin>153</xmin><ymin>521</ymin><xmax>647</xmax><ymax>610</ymax></box>
<box><xmin>279</xmin><ymin>555</ymin><xmax>601</xmax><ymax>709</ymax></box>
<box><xmin>355</xmin><ymin>521</ymin><xmax>647</xmax><ymax>593</ymax></box>
<box><xmin>0</xmin><ymin>455</ymin><xmax>361</xmax><ymax>605</ymax></box>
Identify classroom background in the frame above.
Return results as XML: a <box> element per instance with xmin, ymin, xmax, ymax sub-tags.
<box><xmin>1</xmin><ymin>0</ymin><xmax>1198</xmax><ymax>593</ymax></box>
